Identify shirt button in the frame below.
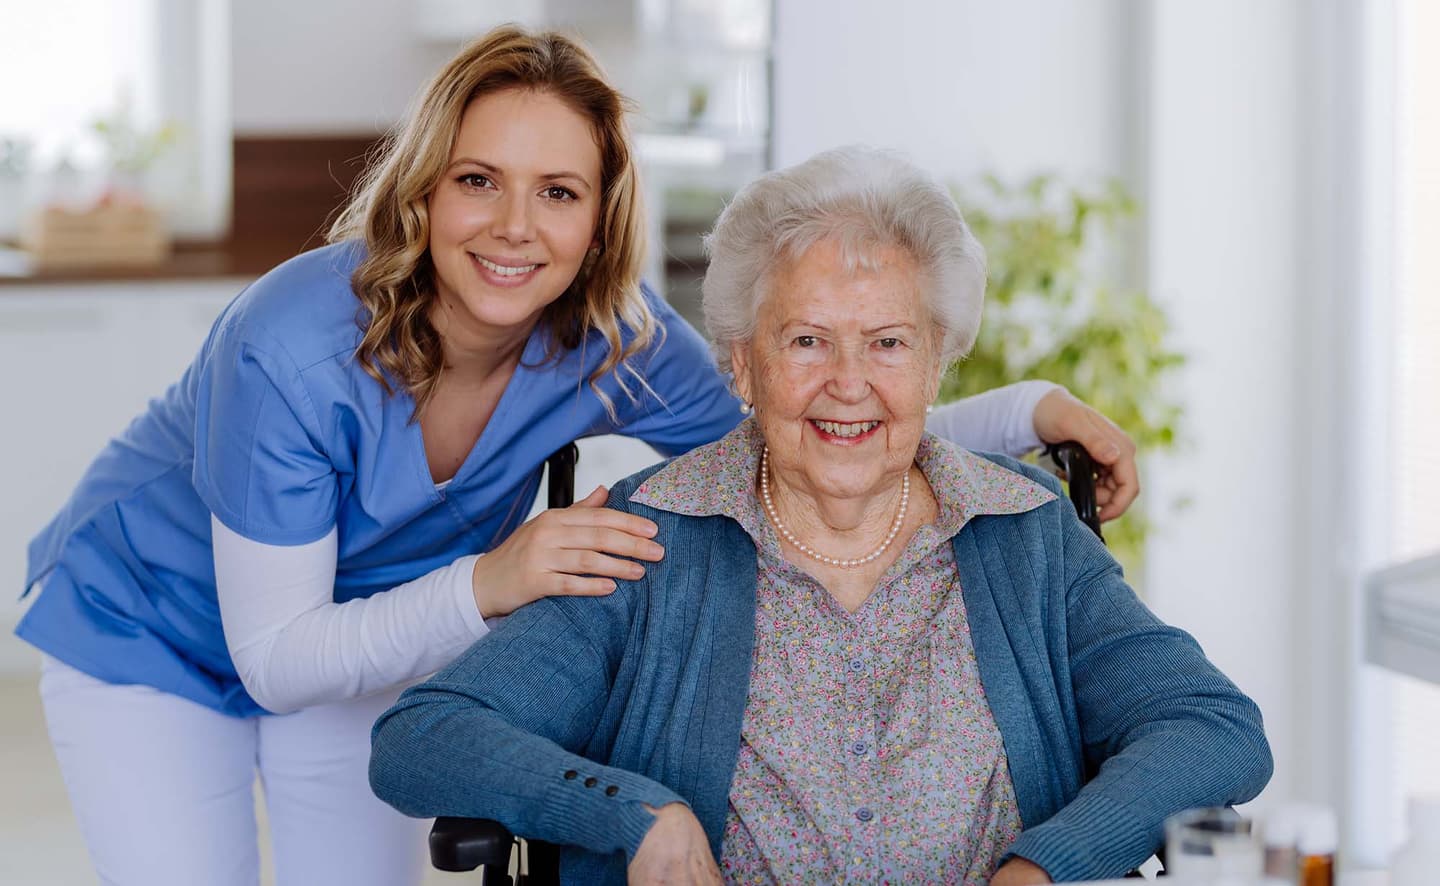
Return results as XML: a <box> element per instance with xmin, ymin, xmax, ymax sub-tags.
<box><xmin>855</xmin><ymin>806</ymin><xmax>874</xmax><ymax>823</ymax></box>
<box><xmin>850</xmin><ymin>741</ymin><xmax>867</xmax><ymax>756</ymax></box>
<box><xmin>848</xmin><ymin>659</ymin><xmax>864</xmax><ymax>674</ymax></box>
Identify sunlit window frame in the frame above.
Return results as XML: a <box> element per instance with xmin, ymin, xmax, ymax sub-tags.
<box><xmin>0</xmin><ymin>0</ymin><xmax>229</xmax><ymax>241</ymax></box>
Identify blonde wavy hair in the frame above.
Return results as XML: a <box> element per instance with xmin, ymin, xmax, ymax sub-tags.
<box><xmin>328</xmin><ymin>26</ymin><xmax>652</xmax><ymax>418</ymax></box>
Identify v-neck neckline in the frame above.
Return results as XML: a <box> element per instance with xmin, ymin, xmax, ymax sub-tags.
<box><xmin>410</xmin><ymin>324</ymin><xmax>547</xmax><ymax>500</ymax></box>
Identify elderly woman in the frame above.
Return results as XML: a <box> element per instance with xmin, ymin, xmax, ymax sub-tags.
<box><xmin>369</xmin><ymin>147</ymin><xmax>1271</xmax><ymax>885</ymax></box>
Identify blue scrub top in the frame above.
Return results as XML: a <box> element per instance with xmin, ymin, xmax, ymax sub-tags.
<box><xmin>17</xmin><ymin>242</ymin><xmax>741</xmax><ymax>717</ymax></box>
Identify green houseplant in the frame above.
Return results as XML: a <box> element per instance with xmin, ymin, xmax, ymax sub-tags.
<box><xmin>941</xmin><ymin>175</ymin><xmax>1185</xmax><ymax>576</ymax></box>
<box><xmin>90</xmin><ymin>92</ymin><xmax>180</xmax><ymax>201</ymax></box>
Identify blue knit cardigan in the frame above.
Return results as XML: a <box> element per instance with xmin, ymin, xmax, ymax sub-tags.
<box><xmin>370</xmin><ymin>453</ymin><xmax>1272</xmax><ymax>884</ymax></box>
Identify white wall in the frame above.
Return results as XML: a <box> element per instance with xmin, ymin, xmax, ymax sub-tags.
<box><xmin>773</xmin><ymin>0</ymin><xmax>1139</xmax><ymax>185</ymax></box>
<box><xmin>1140</xmin><ymin>1</ymin><xmax>1306</xmax><ymax>810</ymax></box>
<box><xmin>231</xmin><ymin>0</ymin><xmax>457</xmax><ymax>133</ymax></box>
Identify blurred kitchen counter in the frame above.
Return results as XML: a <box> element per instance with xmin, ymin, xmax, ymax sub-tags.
<box><xmin>0</xmin><ymin>239</ymin><xmax>288</xmax><ymax>288</ymax></box>
<box><xmin>0</xmin><ymin>134</ymin><xmax>380</xmax><ymax>290</ymax></box>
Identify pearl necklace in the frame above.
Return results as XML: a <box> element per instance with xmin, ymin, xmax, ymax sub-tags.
<box><xmin>759</xmin><ymin>446</ymin><xmax>910</xmax><ymax>569</ymax></box>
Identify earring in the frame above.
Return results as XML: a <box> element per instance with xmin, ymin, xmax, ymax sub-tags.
<box><xmin>925</xmin><ymin>404</ymin><xmax>934</xmax><ymax>414</ymax></box>
<box><xmin>739</xmin><ymin>401</ymin><xmax>752</xmax><ymax>415</ymax></box>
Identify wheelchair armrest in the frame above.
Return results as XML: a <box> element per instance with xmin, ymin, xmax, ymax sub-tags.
<box><xmin>428</xmin><ymin>816</ymin><xmax>515</xmax><ymax>873</ymax></box>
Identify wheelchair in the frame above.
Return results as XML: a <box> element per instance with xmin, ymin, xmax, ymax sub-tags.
<box><xmin>427</xmin><ymin>441</ymin><xmax>1111</xmax><ymax>884</ymax></box>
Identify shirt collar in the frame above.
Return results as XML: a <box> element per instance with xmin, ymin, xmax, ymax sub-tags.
<box><xmin>629</xmin><ymin>419</ymin><xmax>1057</xmax><ymax>535</ymax></box>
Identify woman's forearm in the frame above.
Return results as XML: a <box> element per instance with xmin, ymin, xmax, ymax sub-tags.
<box><xmin>926</xmin><ymin>380</ymin><xmax>1059</xmax><ymax>455</ymax></box>
<box><xmin>369</xmin><ymin>598</ymin><xmax>685</xmax><ymax>859</ymax></box>
<box><xmin>1002</xmin><ymin>710</ymin><xmax>1270</xmax><ymax>881</ymax></box>
<box><xmin>212</xmin><ymin>515</ymin><xmax>491</xmax><ymax>714</ymax></box>
<box><xmin>370</xmin><ymin>681</ymin><xmax>682</xmax><ymax>858</ymax></box>
<box><xmin>1013</xmin><ymin>514</ymin><xmax>1273</xmax><ymax>881</ymax></box>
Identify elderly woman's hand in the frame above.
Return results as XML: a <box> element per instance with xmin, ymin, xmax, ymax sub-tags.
<box><xmin>1032</xmin><ymin>388</ymin><xmax>1140</xmax><ymax>522</ymax></box>
<box><xmin>990</xmin><ymin>857</ymin><xmax>1053</xmax><ymax>885</ymax></box>
<box><xmin>628</xmin><ymin>802</ymin><xmax>723</xmax><ymax>885</ymax></box>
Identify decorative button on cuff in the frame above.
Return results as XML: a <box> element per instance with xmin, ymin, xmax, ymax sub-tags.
<box><xmin>583</xmin><ymin>776</ymin><xmax>598</xmax><ymax>788</ymax></box>
<box><xmin>605</xmin><ymin>785</ymin><xmax>619</xmax><ymax>796</ymax></box>
<box><xmin>563</xmin><ymin>770</ymin><xmax>578</xmax><ymax>780</ymax></box>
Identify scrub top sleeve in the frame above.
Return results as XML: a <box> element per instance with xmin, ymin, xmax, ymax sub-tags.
<box><xmin>193</xmin><ymin>320</ymin><xmax>339</xmax><ymax>545</ymax></box>
<box><xmin>614</xmin><ymin>291</ymin><xmax>742</xmax><ymax>458</ymax></box>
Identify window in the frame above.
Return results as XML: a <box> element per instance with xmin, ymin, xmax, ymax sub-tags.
<box><xmin>0</xmin><ymin>0</ymin><xmax>229</xmax><ymax>240</ymax></box>
<box><xmin>1354</xmin><ymin>0</ymin><xmax>1440</xmax><ymax>863</ymax></box>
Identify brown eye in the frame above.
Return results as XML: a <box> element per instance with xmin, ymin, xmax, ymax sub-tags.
<box><xmin>878</xmin><ymin>337</ymin><xmax>901</xmax><ymax>349</ymax></box>
<box><xmin>794</xmin><ymin>335</ymin><xmax>818</xmax><ymax>347</ymax></box>
<box><xmin>458</xmin><ymin>173</ymin><xmax>494</xmax><ymax>189</ymax></box>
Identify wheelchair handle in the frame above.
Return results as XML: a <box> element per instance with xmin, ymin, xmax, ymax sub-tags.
<box><xmin>1046</xmin><ymin>441</ymin><xmax>1105</xmax><ymax>542</ymax></box>
<box><xmin>546</xmin><ymin>442</ymin><xmax>579</xmax><ymax>510</ymax></box>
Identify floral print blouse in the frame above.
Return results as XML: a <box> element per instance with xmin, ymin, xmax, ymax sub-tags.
<box><xmin>630</xmin><ymin>420</ymin><xmax>1057</xmax><ymax>884</ymax></box>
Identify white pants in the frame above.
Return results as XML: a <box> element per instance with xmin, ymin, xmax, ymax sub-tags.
<box><xmin>39</xmin><ymin>656</ymin><xmax>428</xmax><ymax>886</ymax></box>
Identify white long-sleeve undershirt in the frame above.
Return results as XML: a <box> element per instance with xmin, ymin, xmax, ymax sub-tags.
<box><xmin>213</xmin><ymin>517</ymin><xmax>490</xmax><ymax>714</ymax></box>
<box><xmin>213</xmin><ymin>379</ymin><xmax>1060</xmax><ymax>714</ymax></box>
<box><xmin>924</xmin><ymin>379</ymin><xmax>1058</xmax><ymax>456</ymax></box>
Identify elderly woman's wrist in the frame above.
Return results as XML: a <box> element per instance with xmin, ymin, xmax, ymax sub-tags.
<box><xmin>992</xmin><ymin>855</ymin><xmax>1054</xmax><ymax>884</ymax></box>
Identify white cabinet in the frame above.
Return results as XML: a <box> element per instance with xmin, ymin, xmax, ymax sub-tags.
<box><xmin>0</xmin><ymin>279</ymin><xmax>250</xmax><ymax>673</ymax></box>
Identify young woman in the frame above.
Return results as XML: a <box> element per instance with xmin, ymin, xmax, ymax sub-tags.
<box><xmin>17</xmin><ymin>27</ymin><xmax>1137</xmax><ymax>886</ymax></box>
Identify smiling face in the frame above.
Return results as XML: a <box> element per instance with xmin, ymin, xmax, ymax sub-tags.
<box><xmin>731</xmin><ymin>238</ymin><xmax>944</xmax><ymax>505</ymax></box>
<box><xmin>426</xmin><ymin>87</ymin><xmax>603</xmax><ymax>344</ymax></box>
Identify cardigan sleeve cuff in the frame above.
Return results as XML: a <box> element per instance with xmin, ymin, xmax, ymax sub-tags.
<box><xmin>537</xmin><ymin>762</ymin><xmax>687</xmax><ymax>861</ymax></box>
<box><xmin>1001</xmin><ymin>793</ymin><xmax>1156</xmax><ymax>883</ymax></box>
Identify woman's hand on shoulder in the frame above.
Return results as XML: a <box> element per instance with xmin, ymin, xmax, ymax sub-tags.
<box><xmin>470</xmin><ymin>485</ymin><xmax>665</xmax><ymax>618</ymax></box>
<box><xmin>628</xmin><ymin>802</ymin><xmax>722</xmax><ymax>885</ymax></box>
<box><xmin>1032</xmin><ymin>388</ymin><xmax>1140</xmax><ymax>522</ymax></box>
<box><xmin>989</xmin><ymin>856</ymin><xmax>1053</xmax><ymax>885</ymax></box>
